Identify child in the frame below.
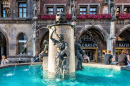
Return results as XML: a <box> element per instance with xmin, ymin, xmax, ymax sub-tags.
<box><xmin>1</xmin><ymin>55</ymin><xmax>9</xmax><ymax>66</ymax></box>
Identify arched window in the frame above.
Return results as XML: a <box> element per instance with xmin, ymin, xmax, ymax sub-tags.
<box><xmin>18</xmin><ymin>33</ymin><xmax>27</xmax><ymax>54</ymax></box>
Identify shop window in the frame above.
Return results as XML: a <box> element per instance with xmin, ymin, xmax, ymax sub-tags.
<box><xmin>57</xmin><ymin>7</ymin><xmax>63</xmax><ymax>13</ymax></box>
<box><xmin>124</xmin><ymin>7</ymin><xmax>130</xmax><ymax>14</ymax></box>
<box><xmin>80</xmin><ymin>7</ymin><xmax>87</xmax><ymax>14</ymax></box>
<box><xmin>47</xmin><ymin>7</ymin><xmax>54</xmax><ymax>14</ymax></box>
<box><xmin>18</xmin><ymin>33</ymin><xmax>27</xmax><ymax>54</ymax></box>
<box><xmin>116</xmin><ymin>7</ymin><xmax>120</xmax><ymax>15</ymax></box>
<box><xmin>18</xmin><ymin>2</ymin><xmax>27</xmax><ymax>18</ymax></box>
<box><xmin>90</xmin><ymin>7</ymin><xmax>97</xmax><ymax>14</ymax></box>
<box><xmin>1</xmin><ymin>4</ymin><xmax>6</xmax><ymax>18</ymax></box>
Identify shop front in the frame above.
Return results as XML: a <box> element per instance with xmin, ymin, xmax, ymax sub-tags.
<box><xmin>81</xmin><ymin>40</ymin><xmax>98</xmax><ymax>62</ymax></box>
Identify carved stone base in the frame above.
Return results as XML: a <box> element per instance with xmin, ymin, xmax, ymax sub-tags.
<box><xmin>43</xmin><ymin>56</ymin><xmax>48</xmax><ymax>71</ymax></box>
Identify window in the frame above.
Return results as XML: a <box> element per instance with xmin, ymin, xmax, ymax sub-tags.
<box><xmin>47</xmin><ymin>7</ymin><xmax>54</xmax><ymax>14</ymax></box>
<box><xmin>18</xmin><ymin>2</ymin><xmax>26</xmax><ymax>18</ymax></box>
<box><xmin>116</xmin><ymin>7</ymin><xmax>120</xmax><ymax>15</ymax></box>
<box><xmin>1</xmin><ymin>4</ymin><xmax>6</xmax><ymax>17</ymax></box>
<box><xmin>57</xmin><ymin>7</ymin><xmax>63</xmax><ymax>13</ymax></box>
<box><xmin>90</xmin><ymin>8</ymin><xmax>97</xmax><ymax>14</ymax></box>
<box><xmin>80</xmin><ymin>7</ymin><xmax>87</xmax><ymax>14</ymax></box>
<box><xmin>124</xmin><ymin>7</ymin><xmax>130</xmax><ymax>14</ymax></box>
<box><xmin>18</xmin><ymin>33</ymin><xmax>27</xmax><ymax>54</ymax></box>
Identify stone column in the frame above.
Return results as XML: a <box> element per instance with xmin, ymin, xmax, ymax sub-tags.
<box><xmin>48</xmin><ymin>24</ymin><xmax>75</xmax><ymax>74</ymax></box>
<box><xmin>121</xmin><ymin>5</ymin><xmax>124</xmax><ymax>14</ymax></box>
<box><xmin>107</xmin><ymin>22</ymin><xmax>116</xmax><ymax>61</ymax></box>
<box><xmin>87</xmin><ymin>5</ymin><xmax>90</xmax><ymax>14</ymax></box>
<box><xmin>54</xmin><ymin>5</ymin><xmax>56</xmax><ymax>14</ymax></box>
<box><xmin>108</xmin><ymin>0</ymin><xmax>111</xmax><ymax>14</ymax></box>
<box><xmin>27</xmin><ymin>0</ymin><xmax>31</xmax><ymax>19</ymax></box>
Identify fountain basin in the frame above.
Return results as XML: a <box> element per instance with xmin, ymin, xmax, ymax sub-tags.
<box><xmin>0</xmin><ymin>64</ymin><xmax>130</xmax><ymax>86</ymax></box>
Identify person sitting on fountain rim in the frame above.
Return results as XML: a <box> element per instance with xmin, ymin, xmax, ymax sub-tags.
<box><xmin>34</xmin><ymin>53</ymin><xmax>39</xmax><ymax>62</ymax></box>
<box><xmin>1</xmin><ymin>55</ymin><xmax>9</xmax><ymax>66</ymax></box>
<box><xmin>103</xmin><ymin>50</ymin><xmax>116</xmax><ymax>65</ymax></box>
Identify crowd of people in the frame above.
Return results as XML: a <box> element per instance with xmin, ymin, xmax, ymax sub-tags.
<box><xmin>103</xmin><ymin>49</ymin><xmax>130</xmax><ymax>66</ymax></box>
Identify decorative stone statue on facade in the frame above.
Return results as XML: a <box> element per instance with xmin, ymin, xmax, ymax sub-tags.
<box><xmin>50</xmin><ymin>27</ymin><xmax>69</xmax><ymax>75</ymax></box>
<box><xmin>110</xmin><ymin>0</ymin><xmax>116</xmax><ymax>21</ymax></box>
<box><xmin>75</xmin><ymin>39</ymin><xmax>86</xmax><ymax>70</ymax></box>
<box><xmin>71</xmin><ymin>0</ymin><xmax>76</xmax><ymax>20</ymax></box>
<box><xmin>33</xmin><ymin>0</ymin><xmax>39</xmax><ymax>17</ymax></box>
<box><xmin>39</xmin><ymin>40</ymin><xmax>48</xmax><ymax>61</ymax></box>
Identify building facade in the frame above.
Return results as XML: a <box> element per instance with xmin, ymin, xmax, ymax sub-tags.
<box><xmin>0</xmin><ymin>0</ymin><xmax>130</xmax><ymax>63</ymax></box>
<box><xmin>0</xmin><ymin>0</ymin><xmax>34</xmax><ymax>62</ymax></box>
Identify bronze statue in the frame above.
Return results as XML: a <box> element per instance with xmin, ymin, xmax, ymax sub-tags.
<box><xmin>50</xmin><ymin>27</ymin><xmax>69</xmax><ymax>75</ymax></box>
<box><xmin>39</xmin><ymin>40</ymin><xmax>48</xmax><ymax>61</ymax></box>
<box><xmin>75</xmin><ymin>39</ymin><xmax>86</xmax><ymax>70</ymax></box>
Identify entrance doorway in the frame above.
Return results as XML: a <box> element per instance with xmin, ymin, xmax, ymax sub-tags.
<box><xmin>82</xmin><ymin>47</ymin><xmax>97</xmax><ymax>62</ymax></box>
<box><xmin>0</xmin><ymin>32</ymin><xmax>6</xmax><ymax>62</ymax></box>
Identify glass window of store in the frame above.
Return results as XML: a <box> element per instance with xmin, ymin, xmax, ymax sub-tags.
<box><xmin>90</xmin><ymin>7</ymin><xmax>97</xmax><ymax>14</ymax></box>
<box><xmin>116</xmin><ymin>7</ymin><xmax>120</xmax><ymax>14</ymax></box>
<box><xmin>1</xmin><ymin>4</ymin><xmax>6</xmax><ymax>18</ymax></box>
<box><xmin>124</xmin><ymin>7</ymin><xmax>130</xmax><ymax>14</ymax></box>
<box><xmin>18</xmin><ymin>33</ymin><xmax>27</xmax><ymax>54</ymax></box>
<box><xmin>80</xmin><ymin>7</ymin><xmax>87</xmax><ymax>14</ymax></box>
<box><xmin>18</xmin><ymin>2</ymin><xmax>27</xmax><ymax>18</ymax></box>
<box><xmin>47</xmin><ymin>7</ymin><xmax>54</xmax><ymax>14</ymax></box>
<box><xmin>57</xmin><ymin>7</ymin><xmax>63</xmax><ymax>13</ymax></box>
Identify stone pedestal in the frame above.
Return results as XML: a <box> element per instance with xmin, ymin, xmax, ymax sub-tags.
<box><xmin>43</xmin><ymin>56</ymin><xmax>48</xmax><ymax>71</ymax></box>
<box><xmin>48</xmin><ymin>24</ymin><xmax>75</xmax><ymax>74</ymax></box>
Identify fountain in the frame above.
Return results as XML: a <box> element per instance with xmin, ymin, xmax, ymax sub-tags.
<box><xmin>41</xmin><ymin>10</ymin><xmax>75</xmax><ymax>78</ymax></box>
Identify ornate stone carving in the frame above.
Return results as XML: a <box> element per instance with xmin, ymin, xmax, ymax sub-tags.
<box><xmin>89</xmin><ymin>20</ymin><xmax>95</xmax><ymax>26</ymax></box>
<box><xmin>50</xmin><ymin>27</ymin><xmax>69</xmax><ymax>75</ymax></box>
<box><xmin>2</xmin><ymin>0</ymin><xmax>11</xmax><ymax>17</ymax></box>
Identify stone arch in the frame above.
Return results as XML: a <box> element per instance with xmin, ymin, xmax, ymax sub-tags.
<box><xmin>0</xmin><ymin>27</ymin><xmax>9</xmax><ymax>58</ymax></box>
<box><xmin>39</xmin><ymin>28</ymin><xmax>49</xmax><ymax>45</ymax></box>
<box><xmin>76</xmin><ymin>25</ymin><xmax>108</xmax><ymax>62</ymax></box>
<box><xmin>77</xmin><ymin>25</ymin><xmax>108</xmax><ymax>42</ymax></box>
<box><xmin>116</xmin><ymin>25</ymin><xmax>130</xmax><ymax>38</ymax></box>
<box><xmin>37</xmin><ymin>27</ymin><xmax>49</xmax><ymax>53</ymax></box>
<box><xmin>16</xmin><ymin>32</ymin><xmax>28</xmax><ymax>41</ymax></box>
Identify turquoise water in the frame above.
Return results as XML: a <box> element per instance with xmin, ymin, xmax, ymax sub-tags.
<box><xmin>0</xmin><ymin>65</ymin><xmax>130</xmax><ymax>86</ymax></box>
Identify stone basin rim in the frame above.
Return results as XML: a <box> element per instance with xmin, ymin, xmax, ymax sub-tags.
<box><xmin>83</xmin><ymin>63</ymin><xmax>130</xmax><ymax>71</ymax></box>
<box><xmin>0</xmin><ymin>62</ymin><xmax>42</xmax><ymax>69</ymax></box>
<box><xmin>0</xmin><ymin>62</ymin><xmax>130</xmax><ymax>71</ymax></box>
